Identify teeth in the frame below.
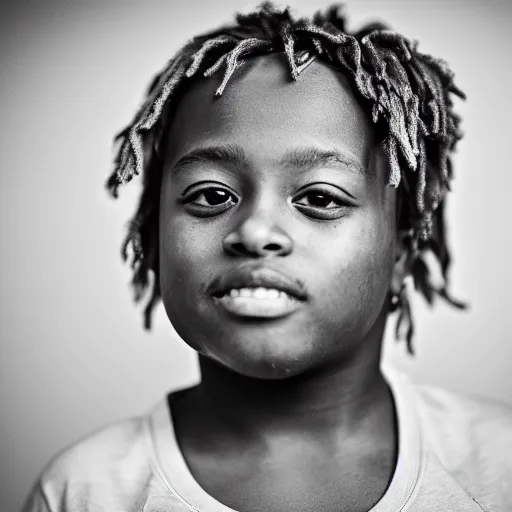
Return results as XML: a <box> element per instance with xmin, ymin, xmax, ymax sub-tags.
<box><xmin>227</xmin><ymin>287</ymin><xmax>290</xmax><ymax>299</ymax></box>
<box><xmin>265</xmin><ymin>289</ymin><xmax>280</xmax><ymax>299</ymax></box>
<box><xmin>251</xmin><ymin>288</ymin><xmax>264</xmax><ymax>299</ymax></box>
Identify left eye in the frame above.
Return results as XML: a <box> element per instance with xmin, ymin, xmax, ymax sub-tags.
<box><xmin>293</xmin><ymin>189</ymin><xmax>351</xmax><ymax>219</ymax></box>
<box><xmin>295</xmin><ymin>191</ymin><xmax>343</xmax><ymax>209</ymax></box>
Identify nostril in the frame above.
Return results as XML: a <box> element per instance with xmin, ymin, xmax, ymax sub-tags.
<box><xmin>224</xmin><ymin>241</ymin><xmax>288</xmax><ymax>258</ymax></box>
<box><xmin>232</xmin><ymin>243</ymin><xmax>245</xmax><ymax>253</ymax></box>
<box><xmin>225</xmin><ymin>242</ymin><xmax>259</xmax><ymax>258</ymax></box>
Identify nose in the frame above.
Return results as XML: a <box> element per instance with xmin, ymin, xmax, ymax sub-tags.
<box><xmin>222</xmin><ymin>208</ymin><xmax>293</xmax><ymax>258</ymax></box>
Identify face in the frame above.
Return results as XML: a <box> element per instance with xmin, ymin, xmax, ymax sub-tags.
<box><xmin>159</xmin><ymin>53</ymin><xmax>398</xmax><ymax>379</ymax></box>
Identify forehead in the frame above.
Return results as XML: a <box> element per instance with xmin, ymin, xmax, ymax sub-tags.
<box><xmin>164</xmin><ymin>53</ymin><xmax>376</xmax><ymax>173</ymax></box>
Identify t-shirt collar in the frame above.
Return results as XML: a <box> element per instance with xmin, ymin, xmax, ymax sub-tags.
<box><xmin>147</xmin><ymin>365</ymin><xmax>424</xmax><ymax>512</ymax></box>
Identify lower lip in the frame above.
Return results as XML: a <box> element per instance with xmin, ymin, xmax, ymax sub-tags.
<box><xmin>213</xmin><ymin>293</ymin><xmax>304</xmax><ymax>318</ymax></box>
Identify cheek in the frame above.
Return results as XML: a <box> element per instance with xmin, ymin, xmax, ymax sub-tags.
<box><xmin>349</xmin><ymin>185</ymin><xmax>398</xmax><ymax>303</ymax></box>
<box><xmin>159</xmin><ymin>213</ymin><xmax>220</xmax><ymax>353</ymax></box>
<box><xmin>354</xmin><ymin>226</ymin><xmax>395</xmax><ymax>302</ymax></box>
<box><xmin>315</xmin><ymin>211</ymin><xmax>395</xmax><ymax>323</ymax></box>
<box><xmin>159</xmin><ymin>175</ymin><xmax>213</xmax><ymax>270</ymax></box>
<box><xmin>159</xmin><ymin>210</ymin><xmax>214</xmax><ymax>308</ymax></box>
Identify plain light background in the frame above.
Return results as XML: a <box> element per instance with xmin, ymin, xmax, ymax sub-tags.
<box><xmin>1</xmin><ymin>0</ymin><xmax>511</xmax><ymax>510</ymax></box>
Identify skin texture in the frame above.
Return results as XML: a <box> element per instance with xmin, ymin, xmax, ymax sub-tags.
<box><xmin>158</xmin><ymin>54</ymin><xmax>402</xmax><ymax>512</ymax></box>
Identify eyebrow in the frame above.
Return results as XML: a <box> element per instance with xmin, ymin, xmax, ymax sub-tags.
<box><xmin>171</xmin><ymin>143</ymin><xmax>368</xmax><ymax>177</ymax></box>
<box><xmin>172</xmin><ymin>144</ymin><xmax>249</xmax><ymax>174</ymax></box>
<box><xmin>279</xmin><ymin>147</ymin><xmax>368</xmax><ymax>177</ymax></box>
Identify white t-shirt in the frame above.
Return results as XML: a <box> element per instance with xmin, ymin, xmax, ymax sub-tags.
<box><xmin>21</xmin><ymin>367</ymin><xmax>512</xmax><ymax>512</ymax></box>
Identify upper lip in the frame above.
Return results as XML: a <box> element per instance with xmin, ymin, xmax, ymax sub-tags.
<box><xmin>208</xmin><ymin>264</ymin><xmax>308</xmax><ymax>301</ymax></box>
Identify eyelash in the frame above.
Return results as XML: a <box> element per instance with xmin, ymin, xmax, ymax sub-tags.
<box><xmin>181</xmin><ymin>185</ymin><xmax>351</xmax><ymax>219</ymax></box>
<box><xmin>181</xmin><ymin>187</ymin><xmax>239</xmax><ymax>216</ymax></box>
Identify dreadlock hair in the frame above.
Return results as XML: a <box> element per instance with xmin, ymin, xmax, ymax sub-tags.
<box><xmin>105</xmin><ymin>2</ymin><xmax>466</xmax><ymax>354</ymax></box>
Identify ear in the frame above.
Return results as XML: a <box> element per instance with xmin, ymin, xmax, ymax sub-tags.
<box><xmin>390</xmin><ymin>229</ymin><xmax>411</xmax><ymax>296</ymax></box>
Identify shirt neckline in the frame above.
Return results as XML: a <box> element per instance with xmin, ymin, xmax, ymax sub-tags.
<box><xmin>147</xmin><ymin>365</ymin><xmax>424</xmax><ymax>512</ymax></box>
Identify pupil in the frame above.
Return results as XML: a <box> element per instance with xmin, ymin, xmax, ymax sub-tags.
<box><xmin>205</xmin><ymin>189</ymin><xmax>229</xmax><ymax>205</ymax></box>
<box><xmin>309</xmin><ymin>193</ymin><xmax>330</xmax><ymax>207</ymax></box>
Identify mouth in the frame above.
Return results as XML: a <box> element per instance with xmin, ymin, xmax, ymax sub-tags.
<box><xmin>212</xmin><ymin>287</ymin><xmax>304</xmax><ymax>318</ymax></box>
<box><xmin>209</xmin><ymin>266</ymin><xmax>308</xmax><ymax>318</ymax></box>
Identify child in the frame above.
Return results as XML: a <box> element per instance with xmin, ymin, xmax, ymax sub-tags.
<box><xmin>22</xmin><ymin>3</ymin><xmax>512</xmax><ymax>511</ymax></box>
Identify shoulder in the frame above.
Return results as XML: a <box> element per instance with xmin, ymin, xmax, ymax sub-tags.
<box><xmin>35</xmin><ymin>413</ymin><xmax>158</xmax><ymax>510</ymax></box>
<box><xmin>42</xmin><ymin>414</ymin><xmax>150</xmax><ymax>480</ymax></box>
<box><xmin>410</xmin><ymin>379</ymin><xmax>512</xmax><ymax>510</ymax></box>
<box><xmin>412</xmin><ymin>380</ymin><xmax>512</xmax><ymax>448</ymax></box>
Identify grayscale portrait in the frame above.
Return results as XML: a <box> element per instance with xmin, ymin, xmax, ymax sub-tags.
<box><xmin>1</xmin><ymin>1</ymin><xmax>511</xmax><ymax>511</ymax></box>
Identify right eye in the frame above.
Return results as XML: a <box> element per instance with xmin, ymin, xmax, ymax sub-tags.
<box><xmin>182</xmin><ymin>186</ymin><xmax>239</xmax><ymax>216</ymax></box>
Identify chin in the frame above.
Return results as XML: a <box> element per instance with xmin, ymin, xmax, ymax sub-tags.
<box><xmin>218</xmin><ymin>357</ymin><xmax>307</xmax><ymax>380</ymax></box>
<box><xmin>205</xmin><ymin>337</ymin><xmax>318</xmax><ymax>380</ymax></box>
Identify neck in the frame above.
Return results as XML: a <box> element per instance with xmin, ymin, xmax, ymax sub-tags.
<box><xmin>181</xmin><ymin>317</ymin><xmax>392</xmax><ymax>442</ymax></box>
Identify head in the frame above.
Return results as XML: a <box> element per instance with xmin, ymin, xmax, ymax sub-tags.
<box><xmin>106</xmin><ymin>3</ymin><xmax>466</xmax><ymax>378</ymax></box>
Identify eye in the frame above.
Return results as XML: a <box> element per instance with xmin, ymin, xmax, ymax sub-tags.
<box><xmin>293</xmin><ymin>187</ymin><xmax>351</xmax><ymax>219</ymax></box>
<box><xmin>182</xmin><ymin>186</ymin><xmax>238</xmax><ymax>216</ymax></box>
<box><xmin>190</xmin><ymin>188</ymin><xmax>235</xmax><ymax>206</ymax></box>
